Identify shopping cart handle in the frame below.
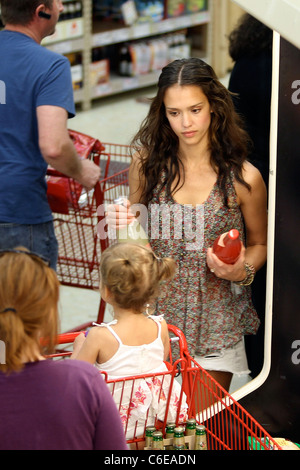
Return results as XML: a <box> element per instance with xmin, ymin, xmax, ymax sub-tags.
<box><xmin>167</xmin><ymin>324</ymin><xmax>189</xmax><ymax>354</ymax></box>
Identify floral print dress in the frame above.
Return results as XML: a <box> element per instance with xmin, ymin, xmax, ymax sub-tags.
<box><xmin>148</xmin><ymin>170</ymin><xmax>260</xmax><ymax>357</ymax></box>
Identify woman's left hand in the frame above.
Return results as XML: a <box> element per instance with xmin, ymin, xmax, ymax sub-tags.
<box><xmin>206</xmin><ymin>245</ymin><xmax>247</xmax><ymax>282</ymax></box>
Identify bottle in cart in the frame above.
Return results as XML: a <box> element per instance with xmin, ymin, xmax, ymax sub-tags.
<box><xmin>165</xmin><ymin>422</ymin><xmax>176</xmax><ymax>450</ymax></box>
<box><xmin>195</xmin><ymin>425</ymin><xmax>207</xmax><ymax>450</ymax></box>
<box><xmin>173</xmin><ymin>426</ymin><xmax>186</xmax><ymax>450</ymax></box>
<box><xmin>113</xmin><ymin>196</ymin><xmax>150</xmax><ymax>247</ymax></box>
<box><xmin>152</xmin><ymin>431</ymin><xmax>164</xmax><ymax>450</ymax></box>
<box><xmin>212</xmin><ymin>229</ymin><xmax>242</xmax><ymax>264</ymax></box>
<box><xmin>185</xmin><ymin>418</ymin><xmax>196</xmax><ymax>436</ymax></box>
<box><xmin>165</xmin><ymin>422</ymin><xmax>176</xmax><ymax>438</ymax></box>
<box><xmin>145</xmin><ymin>426</ymin><xmax>156</xmax><ymax>448</ymax></box>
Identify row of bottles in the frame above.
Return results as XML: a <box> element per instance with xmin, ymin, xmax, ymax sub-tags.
<box><xmin>145</xmin><ymin>420</ymin><xmax>207</xmax><ymax>450</ymax></box>
<box><xmin>119</xmin><ymin>32</ymin><xmax>190</xmax><ymax>77</ymax></box>
<box><xmin>59</xmin><ymin>1</ymin><xmax>83</xmax><ymax>21</ymax></box>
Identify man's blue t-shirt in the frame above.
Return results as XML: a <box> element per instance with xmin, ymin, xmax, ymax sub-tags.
<box><xmin>0</xmin><ymin>30</ymin><xmax>75</xmax><ymax>224</ymax></box>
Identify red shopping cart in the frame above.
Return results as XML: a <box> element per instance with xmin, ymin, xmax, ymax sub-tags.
<box><xmin>48</xmin><ymin>324</ymin><xmax>282</xmax><ymax>451</ymax></box>
<box><xmin>46</xmin><ymin>130</ymin><xmax>131</xmax><ymax>331</ymax></box>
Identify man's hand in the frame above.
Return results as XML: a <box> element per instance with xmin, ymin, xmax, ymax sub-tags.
<box><xmin>77</xmin><ymin>159</ymin><xmax>101</xmax><ymax>190</ymax></box>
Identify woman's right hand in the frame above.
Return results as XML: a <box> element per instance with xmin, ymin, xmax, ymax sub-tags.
<box><xmin>105</xmin><ymin>199</ymin><xmax>135</xmax><ymax>229</ymax></box>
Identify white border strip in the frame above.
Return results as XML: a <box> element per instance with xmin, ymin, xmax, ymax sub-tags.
<box><xmin>231</xmin><ymin>31</ymin><xmax>280</xmax><ymax>401</ymax></box>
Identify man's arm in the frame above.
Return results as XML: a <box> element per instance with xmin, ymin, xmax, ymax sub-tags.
<box><xmin>37</xmin><ymin>105</ymin><xmax>101</xmax><ymax>190</ymax></box>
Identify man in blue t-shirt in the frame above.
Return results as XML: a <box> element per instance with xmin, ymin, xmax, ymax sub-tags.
<box><xmin>0</xmin><ymin>0</ymin><xmax>101</xmax><ymax>269</ymax></box>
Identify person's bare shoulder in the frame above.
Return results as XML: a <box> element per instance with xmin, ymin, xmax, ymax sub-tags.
<box><xmin>234</xmin><ymin>161</ymin><xmax>267</xmax><ymax>205</ymax></box>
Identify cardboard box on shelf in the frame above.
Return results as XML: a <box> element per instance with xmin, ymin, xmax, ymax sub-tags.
<box><xmin>90</xmin><ymin>59</ymin><xmax>110</xmax><ymax>87</ymax></box>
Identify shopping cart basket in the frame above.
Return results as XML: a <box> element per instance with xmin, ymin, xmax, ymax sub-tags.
<box><xmin>47</xmin><ymin>324</ymin><xmax>282</xmax><ymax>451</ymax></box>
<box><xmin>46</xmin><ymin>130</ymin><xmax>131</xmax><ymax>331</ymax></box>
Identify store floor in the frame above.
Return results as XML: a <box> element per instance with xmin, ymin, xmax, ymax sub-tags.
<box><xmin>58</xmin><ymin>78</ymin><xmax>252</xmax><ymax>394</ymax></box>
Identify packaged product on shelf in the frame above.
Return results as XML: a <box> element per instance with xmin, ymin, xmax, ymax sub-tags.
<box><xmin>149</xmin><ymin>38</ymin><xmax>169</xmax><ymax>71</ymax></box>
<box><xmin>90</xmin><ymin>59</ymin><xmax>110</xmax><ymax>87</ymax></box>
<box><xmin>121</xmin><ymin>0</ymin><xmax>138</xmax><ymax>25</ymax></box>
<box><xmin>65</xmin><ymin>16</ymin><xmax>84</xmax><ymax>39</ymax></box>
<box><xmin>186</xmin><ymin>0</ymin><xmax>207</xmax><ymax>14</ymax></box>
<box><xmin>90</xmin><ymin>48</ymin><xmax>110</xmax><ymax>87</ymax></box>
<box><xmin>65</xmin><ymin>53</ymin><xmax>83</xmax><ymax>90</ymax></box>
<box><xmin>168</xmin><ymin>32</ymin><xmax>191</xmax><ymax>61</ymax></box>
<box><xmin>59</xmin><ymin>1</ymin><xmax>83</xmax><ymax>21</ymax></box>
<box><xmin>119</xmin><ymin>44</ymin><xmax>133</xmax><ymax>76</ymax></box>
<box><xmin>129</xmin><ymin>43</ymin><xmax>152</xmax><ymax>76</ymax></box>
<box><xmin>138</xmin><ymin>42</ymin><xmax>152</xmax><ymax>74</ymax></box>
<box><xmin>71</xmin><ymin>64</ymin><xmax>83</xmax><ymax>90</ymax></box>
<box><xmin>135</xmin><ymin>0</ymin><xmax>164</xmax><ymax>22</ymax></box>
<box><xmin>128</xmin><ymin>44</ymin><xmax>138</xmax><ymax>76</ymax></box>
<box><xmin>166</xmin><ymin>0</ymin><xmax>185</xmax><ymax>18</ymax></box>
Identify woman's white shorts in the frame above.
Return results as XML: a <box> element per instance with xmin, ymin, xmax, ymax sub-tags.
<box><xmin>194</xmin><ymin>339</ymin><xmax>250</xmax><ymax>376</ymax></box>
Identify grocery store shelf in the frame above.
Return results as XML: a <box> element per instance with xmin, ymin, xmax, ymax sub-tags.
<box><xmin>92</xmin><ymin>11</ymin><xmax>210</xmax><ymax>47</ymax></box>
<box><xmin>43</xmin><ymin>36</ymin><xmax>84</xmax><ymax>54</ymax></box>
<box><xmin>42</xmin><ymin>0</ymin><xmax>213</xmax><ymax>109</ymax></box>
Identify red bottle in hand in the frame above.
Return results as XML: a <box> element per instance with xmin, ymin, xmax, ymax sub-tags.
<box><xmin>212</xmin><ymin>229</ymin><xmax>242</xmax><ymax>264</ymax></box>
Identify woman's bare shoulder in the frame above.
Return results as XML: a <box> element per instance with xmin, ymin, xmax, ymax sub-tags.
<box><xmin>234</xmin><ymin>160</ymin><xmax>267</xmax><ymax>205</ymax></box>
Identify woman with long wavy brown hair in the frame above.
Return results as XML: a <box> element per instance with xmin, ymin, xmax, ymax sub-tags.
<box><xmin>110</xmin><ymin>58</ymin><xmax>267</xmax><ymax>392</ymax></box>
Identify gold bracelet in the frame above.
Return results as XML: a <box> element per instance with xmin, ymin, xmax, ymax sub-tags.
<box><xmin>234</xmin><ymin>262</ymin><xmax>256</xmax><ymax>286</ymax></box>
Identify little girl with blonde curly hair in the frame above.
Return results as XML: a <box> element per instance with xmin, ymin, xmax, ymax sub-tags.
<box><xmin>72</xmin><ymin>242</ymin><xmax>188</xmax><ymax>438</ymax></box>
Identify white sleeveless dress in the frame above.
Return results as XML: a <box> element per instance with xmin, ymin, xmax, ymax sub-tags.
<box><xmin>95</xmin><ymin>315</ymin><xmax>188</xmax><ymax>438</ymax></box>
